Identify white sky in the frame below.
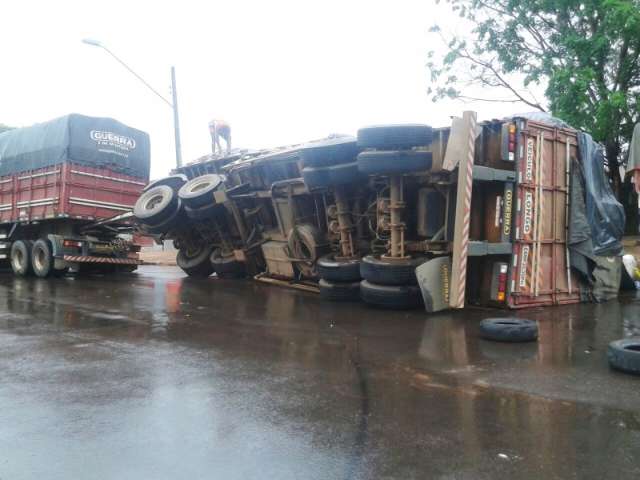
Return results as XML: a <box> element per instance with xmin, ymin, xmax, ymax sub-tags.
<box><xmin>1</xmin><ymin>0</ymin><xmax>531</xmax><ymax>180</ymax></box>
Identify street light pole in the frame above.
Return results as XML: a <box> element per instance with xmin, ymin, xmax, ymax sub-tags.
<box><xmin>82</xmin><ymin>38</ymin><xmax>183</xmax><ymax>168</ymax></box>
<box><xmin>171</xmin><ymin>67</ymin><xmax>182</xmax><ymax>167</ymax></box>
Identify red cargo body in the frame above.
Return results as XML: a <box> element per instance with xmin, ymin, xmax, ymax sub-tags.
<box><xmin>508</xmin><ymin>119</ymin><xmax>581</xmax><ymax>308</ymax></box>
<box><xmin>0</xmin><ymin>162</ymin><xmax>145</xmax><ymax>223</ymax></box>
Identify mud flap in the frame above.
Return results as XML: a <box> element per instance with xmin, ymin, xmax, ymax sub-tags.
<box><xmin>415</xmin><ymin>257</ymin><xmax>452</xmax><ymax>313</ymax></box>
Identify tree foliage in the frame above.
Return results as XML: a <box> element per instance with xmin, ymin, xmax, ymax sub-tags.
<box><xmin>428</xmin><ymin>0</ymin><xmax>640</xmax><ymax>181</ymax></box>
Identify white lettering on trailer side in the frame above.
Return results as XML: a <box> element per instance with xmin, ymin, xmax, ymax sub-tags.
<box><xmin>519</xmin><ymin>245</ymin><xmax>530</xmax><ymax>288</ymax></box>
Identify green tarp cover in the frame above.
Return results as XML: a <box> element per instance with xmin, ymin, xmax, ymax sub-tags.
<box><xmin>0</xmin><ymin>114</ymin><xmax>150</xmax><ymax>180</ymax></box>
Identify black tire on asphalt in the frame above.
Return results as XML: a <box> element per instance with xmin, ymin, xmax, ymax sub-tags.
<box><xmin>178</xmin><ymin>174</ymin><xmax>225</xmax><ymax>209</ymax></box>
<box><xmin>300</xmin><ymin>137</ymin><xmax>359</xmax><ymax>168</ymax></box>
<box><xmin>360</xmin><ymin>280</ymin><xmax>423</xmax><ymax>309</ymax></box>
<box><xmin>144</xmin><ymin>199</ymin><xmax>184</xmax><ymax>234</ymax></box>
<box><xmin>134</xmin><ymin>185</ymin><xmax>179</xmax><ymax>225</ymax></box>
<box><xmin>317</xmin><ymin>254</ymin><xmax>361</xmax><ymax>282</ymax></box>
<box><xmin>319</xmin><ymin>279</ymin><xmax>361</xmax><ymax>301</ymax></box>
<box><xmin>302</xmin><ymin>166</ymin><xmax>331</xmax><ymax>190</ymax></box>
<box><xmin>360</xmin><ymin>255</ymin><xmax>426</xmax><ymax>286</ymax></box>
<box><xmin>608</xmin><ymin>338</ymin><xmax>640</xmax><ymax>375</ymax></box>
<box><xmin>185</xmin><ymin>202</ymin><xmax>223</xmax><ymax>221</ymax></box>
<box><xmin>210</xmin><ymin>248</ymin><xmax>246</xmax><ymax>279</ymax></box>
<box><xmin>357</xmin><ymin>124</ymin><xmax>433</xmax><ymax>149</ymax></box>
<box><xmin>479</xmin><ymin>318</ymin><xmax>539</xmax><ymax>343</ymax></box>
<box><xmin>328</xmin><ymin>161</ymin><xmax>364</xmax><ymax>185</ymax></box>
<box><xmin>10</xmin><ymin>240</ymin><xmax>33</xmax><ymax>276</ymax></box>
<box><xmin>31</xmin><ymin>239</ymin><xmax>54</xmax><ymax>278</ymax></box>
<box><xmin>176</xmin><ymin>245</ymin><xmax>215</xmax><ymax>278</ymax></box>
<box><xmin>357</xmin><ymin>150</ymin><xmax>433</xmax><ymax>176</ymax></box>
<box><xmin>142</xmin><ymin>174</ymin><xmax>189</xmax><ymax>193</ymax></box>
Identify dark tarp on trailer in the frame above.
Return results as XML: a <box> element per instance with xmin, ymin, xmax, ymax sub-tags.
<box><xmin>0</xmin><ymin>114</ymin><xmax>150</xmax><ymax>180</ymax></box>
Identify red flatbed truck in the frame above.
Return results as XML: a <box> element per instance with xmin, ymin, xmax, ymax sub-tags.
<box><xmin>0</xmin><ymin>114</ymin><xmax>150</xmax><ymax>277</ymax></box>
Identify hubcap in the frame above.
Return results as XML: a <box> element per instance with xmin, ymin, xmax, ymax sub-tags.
<box><xmin>145</xmin><ymin>194</ymin><xmax>164</xmax><ymax>211</ymax></box>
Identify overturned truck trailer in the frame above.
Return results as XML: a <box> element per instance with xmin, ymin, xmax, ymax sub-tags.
<box><xmin>0</xmin><ymin>114</ymin><xmax>150</xmax><ymax>277</ymax></box>
<box><xmin>135</xmin><ymin>112</ymin><xmax>623</xmax><ymax>311</ymax></box>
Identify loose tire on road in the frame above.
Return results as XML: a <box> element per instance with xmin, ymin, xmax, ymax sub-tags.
<box><xmin>319</xmin><ymin>279</ymin><xmax>361</xmax><ymax>301</ymax></box>
<box><xmin>10</xmin><ymin>240</ymin><xmax>33</xmax><ymax>277</ymax></box>
<box><xmin>479</xmin><ymin>318</ymin><xmax>538</xmax><ymax>343</ymax></box>
<box><xmin>178</xmin><ymin>174</ymin><xmax>224</xmax><ymax>209</ymax></box>
<box><xmin>360</xmin><ymin>280</ymin><xmax>423</xmax><ymax>309</ymax></box>
<box><xmin>143</xmin><ymin>174</ymin><xmax>188</xmax><ymax>193</ymax></box>
<box><xmin>31</xmin><ymin>239</ymin><xmax>55</xmax><ymax>278</ymax></box>
<box><xmin>357</xmin><ymin>124</ymin><xmax>433</xmax><ymax>149</ymax></box>
<box><xmin>317</xmin><ymin>254</ymin><xmax>361</xmax><ymax>282</ymax></box>
<box><xmin>210</xmin><ymin>249</ymin><xmax>246</xmax><ymax>279</ymax></box>
<box><xmin>177</xmin><ymin>245</ymin><xmax>215</xmax><ymax>278</ymax></box>
<box><xmin>608</xmin><ymin>339</ymin><xmax>640</xmax><ymax>375</ymax></box>
<box><xmin>360</xmin><ymin>255</ymin><xmax>426</xmax><ymax>286</ymax></box>
<box><xmin>134</xmin><ymin>185</ymin><xmax>179</xmax><ymax>225</ymax></box>
<box><xmin>357</xmin><ymin>150</ymin><xmax>433</xmax><ymax>176</ymax></box>
<box><xmin>300</xmin><ymin>137</ymin><xmax>358</xmax><ymax>168</ymax></box>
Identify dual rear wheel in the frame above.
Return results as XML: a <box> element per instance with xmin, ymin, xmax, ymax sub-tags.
<box><xmin>11</xmin><ymin>239</ymin><xmax>67</xmax><ymax>278</ymax></box>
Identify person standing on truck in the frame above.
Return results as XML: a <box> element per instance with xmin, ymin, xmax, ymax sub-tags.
<box><xmin>209</xmin><ymin>119</ymin><xmax>231</xmax><ymax>155</ymax></box>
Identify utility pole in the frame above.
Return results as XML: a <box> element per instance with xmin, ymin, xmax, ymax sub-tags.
<box><xmin>171</xmin><ymin>66</ymin><xmax>182</xmax><ymax>168</ymax></box>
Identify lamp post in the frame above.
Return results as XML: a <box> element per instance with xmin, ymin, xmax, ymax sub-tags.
<box><xmin>82</xmin><ymin>38</ymin><xmax>183</xmax><ymax>168</ymax></box>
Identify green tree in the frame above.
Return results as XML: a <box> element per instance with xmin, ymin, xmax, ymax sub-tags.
<box><xmin>428</xmin><ymin>0</ymin><xmax>640</xmax><ymax>189</ymax></box>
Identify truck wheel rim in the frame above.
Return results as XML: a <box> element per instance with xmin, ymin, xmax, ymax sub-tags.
<box><xmin>34</xmin><ymin>247</ymin><xmax>46</xmax><ymax>271</ymax></box>
<box><xmin>189</xmin><ymin>180</ymin><xmax>212</xmax><ymax>193</ymax></box>
<box><xmin>12</xmin><ymin>250</ymin><xmax>23</xmax><ymax>270</ymax></box>
<box><xmin>145</xmin><ymin>194</ymin><xmax>164</xmax><ymax>211</ymax></box>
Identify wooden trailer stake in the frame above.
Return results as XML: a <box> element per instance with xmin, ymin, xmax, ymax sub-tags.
<box><xmin>449</xmin><ymin>111</ymin><xmax>477</xmax><ymax>309</ymax></box>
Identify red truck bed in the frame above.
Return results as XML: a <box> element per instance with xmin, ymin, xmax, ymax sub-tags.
<box><xmin>0</xmin><ymin>162</ymin><xmax>145</xmax><ymax>223</ymax></box>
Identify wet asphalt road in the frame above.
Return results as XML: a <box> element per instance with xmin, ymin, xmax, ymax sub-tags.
<box><xmin>0</xmin><ymin>266</ymin><xmax>639</xmax><ymax>479</ymax></box>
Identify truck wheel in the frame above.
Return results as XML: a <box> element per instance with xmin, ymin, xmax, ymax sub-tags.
<box><xmin>317</xmin><ymin>254</ymin><xmax>361</xmax><ymax>282</ymax></box>
<box><xmin>177</xmin><ymin>245</ymin><xmax>215</xmax><ymax>278</ymax></box>
<box><xmin>357</xmin><ymin>150</ymin><xmax>433</xmax><ymax>175</ymax></box>
<box><xmin>10</xmin><ymin>240</ymin><xmax>33</xmax><ymax>277</ymax></box>
<box><xmin>210</xmin><ymin>248</ymin><xmax>246</xmax><ymax>279</ymax></box>
<box><xmin>360</xmin><ymin>255</ymin><xmax>426</xmax><ymax>286</ymax></box>
<box><xmin>185</xmin><ymin>202</ymin><xmax>223</xmax><ymax>221</ymax></box>
<box><xmin>328</xmin><ymin>162</ymin><xmax>364</xmax><ymax>185</ymax></box>
<box><xmin>357</xmin><ymin>124</ymin><xmax>433</xmax><ymax>149</ymax></box>
<box><xmin>300</xmin><ymin>137</ymin><xmax>358</xmax><ymax>168</ymax></box>
<box><xmin>145</xmin><ymin>199</ymin><xmax>184</xmax><ymax>234</ymax></box>
<box><xmin>134</xmin><ymin>185</ymin><xmax>179</xmax><ymax>225</ymax></box>
<box><xmin>479</xmin><ymin>318</ymin><xmax>538</xmax><ymax>343</ymax></box>
<box><xmin>360</xmin><ymin>280</ymin><xmax>423</xmax><ymax>309</ymax></box>
<box><xmin>178</xmin><ymin>174</ymin><xmax>224</xmax><ymax>208</ymax></box>
<box><xmin>143</xmin><ymin>174</ymin><xmax>188</xmax><ymax>192</ymax></box>
<box><xmin>31</xmin><ymin>239</ymin><xmax>55</xmax><ymax>278</ymax></box>
<box><xmin>301</xmin><ymin>166</ymin><xmax>331</xmax><ymax>190</ymax></box>
<box><xmin>319</xmin><ymin>279</ymin><xmax>361</xmax><ymax>301</ymax></box>
<box><xmin>608</xmin><ymin>339</ymin><xmax>640</xmax><ymax>375</ymax></box>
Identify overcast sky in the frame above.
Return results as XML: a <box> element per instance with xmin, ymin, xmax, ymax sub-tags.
<box><xmin>2</xmin><ymin>0</ymin><xmax>530</xmax><ymax>179</ymax></box>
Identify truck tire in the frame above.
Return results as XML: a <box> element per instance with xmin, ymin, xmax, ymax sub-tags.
<box><xmin>479</xmin><ymin>318</ymin><xmax>538</xmax><ymax>343</ymax></box>
<box><xmin>143</xmin><ymin>174</ymin><xmax>188</xmax><ymax>193</ymax></box>
<box><xmin>328</xmin><ymin>162</ymin><xmax>363</xmax><ymax>185</ymax></box>
<box><xmin>302</xmin><ymin>166</ymin><xmax>331</xmax><ymax>190</ymax></box>
<box><xmin>360</xmin><ymin>255</ymin><xmax>426</xmax><ymax>286</ymax></box>
<box><xmin>134</xmin><ymin>185</ymin><xmax>179</xmax><ymax>225</ymax></box>
<box><xmin>360</xmin><ymin>280</ymin><xmax>423</xmax><ymax>309</ymax></box>
<box><xmin>178</xmin><ymin>174</ymin><xmax>224</xmax><ymax>209</ymax></box>
<box><xmin>357</xmin><ymin>150</ymin><xmax>433</xmax><ymax>175</ymax></box>
<box><xmin>185</xmin><ymin>202</ymin><xmax>223</xmax><ymax>221</ymax></box>
<box><xmin>317</xmin><ymin>254</ymin><xmax>361</xmax><ymax>282</ymax></box>
<box><xmin>287</xmin><ymin>224</ymin><xmax>326</xmax><ymax>278</ymax></box>
<box><xmin>300</xmin><ymin>137</ymin><xmax>358</xmax><ymax>168</ymax></box>
<box><xmin>319</xmin><ymin>279</ymin><xmax>361</xmax><ymax>301</ymax></box>
<box><xmin>177</xmin><ymin>245</ymin><xmax>215</xmax><ymax>278</ymax></box>
<box><xmin>10</xmin><ymin>240</ymin><xmax>33</xmax><ymax>277</ymax></box>
<box><xmin>145</xmin><ymin>199</ymin><xmax>184</xmax><ymax>234</ymax></box>
<box><xmin>357</xmin><ymin>124</ymin><xmax>433</xmax><ymax>149</ymax></box>
<box><xmin>210</xmin><ymin>249</ymin><xmax>246</xmax><ymax>279</ymax></box>
<box><xmin>608</xmin><ymin>339</ymin><xmax>640</xmax><ymax>375</ymax></box>
<box><xmin>31</xmin><ymin>239</ymin><xmax>55</xmax><ymax>278</ymax></box>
